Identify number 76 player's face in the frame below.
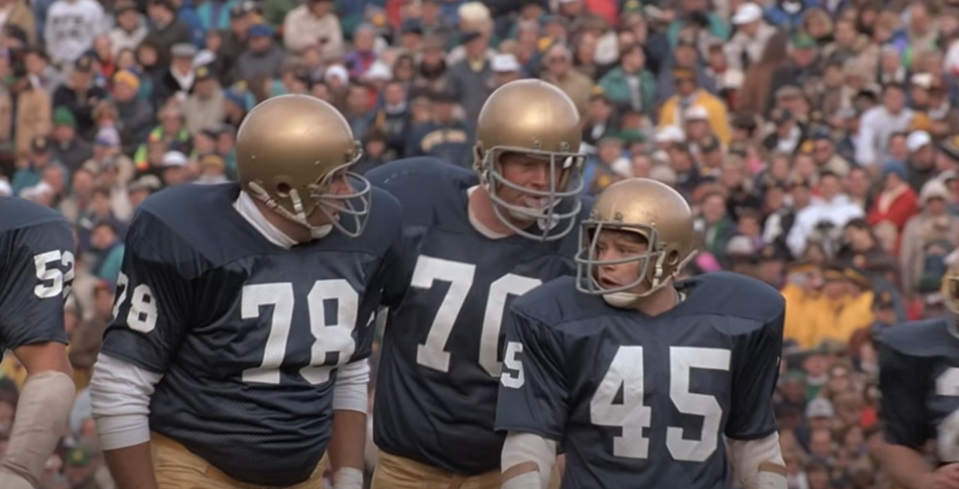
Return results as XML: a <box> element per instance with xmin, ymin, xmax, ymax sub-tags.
<box><xmin>496</xmin><ymin>152</ymin><xmax>566</xmax><ymax>223</ymax></box>
<box><xmin>592</xmin><ymin>229</ymin><xmax>650</xmax><ymax>296</ymax></box>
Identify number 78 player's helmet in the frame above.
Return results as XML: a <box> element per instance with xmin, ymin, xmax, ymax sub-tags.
<box><xmin>236</xmin><ymin>94</ymin><xmax>371</xmax><ymax>238</ymax></box>
<box><xmin>473</xmin><ymin>80</ymin><xmax>586</xmax><ymax>241</ymax></box>
<box><xmin>575</xmin><ymin>179</ymin><xmax>697</xmax><ymax>300</ymax></box>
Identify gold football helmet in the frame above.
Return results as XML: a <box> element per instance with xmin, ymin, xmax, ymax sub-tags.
<box><xmin>473</xmin><ymin>79</ymin><xmax>585</xmax><ymax>241</ymax></box>
<box><xmin>236</xmin><ymin>94</ymin><xmax>370</xmax><ymax>238</ymax></box>
<box><xmin>575</xmin><ymin>178</ymin><xmax>697</xmax><ymax>298</ymax></box>
<box><xmin>941</xmin><ymin>259</ymin><xmax>959</xmax><ymax>314</ymax></box>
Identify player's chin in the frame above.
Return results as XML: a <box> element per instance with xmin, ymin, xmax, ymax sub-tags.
<box><xmin>310</xmin><ymin>206</ymin><xmax>340</xmax><ymax>224</ymax></box>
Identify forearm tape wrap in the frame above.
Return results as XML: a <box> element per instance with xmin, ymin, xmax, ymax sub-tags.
<box><xmin>1</xmin><ymin>371</ymin><xmax>75</xmax><ymax>486</ymax></box>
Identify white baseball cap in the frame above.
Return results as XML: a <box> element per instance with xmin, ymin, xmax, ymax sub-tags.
<box><xmin>491</xmin><ymin>53</ymin><xmax>521</xmax><ymax>73</ymax></box>
<box><xmin>162</xmin><ymin>151</ymin><xmax>189</xmax><ymax>168</ymax></box>
<box><xmin>906</xmin><ymin>130</ymin><xmax>932</xmax><ymax>152</ymax></box>
<box><xmin>684</xmin><ymin>105</ymin><xmax>709</xmax><ymax>121</ymax></box>
<box><xmin>732</xmin><ymin>3</ymin><xmax>763</xmax><ymax>24</ymax></box>
<box><xmin>655</xmin><ymin>125</ymin><xmax>686</xmax><ymax>143</ymax></box>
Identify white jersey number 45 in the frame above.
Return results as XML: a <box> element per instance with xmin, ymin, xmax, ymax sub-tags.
<box><xmin>503</xmin><ymin>343</ymin><xmax>731</xmax><ymax>463</ymax></box>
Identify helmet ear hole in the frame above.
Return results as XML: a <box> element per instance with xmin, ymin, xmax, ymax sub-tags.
<box><xmin>276</xmin><ymin>182</ymin><xmax>292</xmax><ymax>198</ymax></box>
<box><xmin>665</xmin><ymin>250</ymin><xmax>680</xmax><ymax>265</ymax></box>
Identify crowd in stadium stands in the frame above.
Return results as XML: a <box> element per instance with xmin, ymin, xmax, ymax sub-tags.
<box><xmin>0</xmin><ymin>0</ymin><xmax>955</xmax><ymax>487</ymax></box>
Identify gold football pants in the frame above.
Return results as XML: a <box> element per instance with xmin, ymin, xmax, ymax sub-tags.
<box><xmin>371</xmin><ymin>451</ymin><xmax>561</xmax><ymax>489</ymax></box>
<box><xmin>150</xmin><ymin>432</ymin><xmax>327</xmax><ymax>489</ymax></box>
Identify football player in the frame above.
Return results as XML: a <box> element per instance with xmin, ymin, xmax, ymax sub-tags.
<box><xmin>496</xmin><ymin>178</ymin><xmax>788</xmax><ymax>489</ymax></box>
<box><xmin>0</xmin><ymin>198</ymin><xmax>76</xmax><ymax>489</ymax></box>
<box><xmin>89</xmin><ymin>95</ymin><xmax>406</xmax><ymax>489</ymax></box>
<box><xmin>366</xmin><ymin>79</ymin><xmax>587</xmax><ymax>489</ymax></box>
<box><xmin>873</xmin><ymin>261</ymin><xmax>959</xmax><ymax>489</ymax></box>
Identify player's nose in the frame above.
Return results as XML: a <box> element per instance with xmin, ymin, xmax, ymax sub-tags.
<box><xmin>527</xmin><ymin>163</ymin><xmax>550</xmax><ymax>188</ymax></box>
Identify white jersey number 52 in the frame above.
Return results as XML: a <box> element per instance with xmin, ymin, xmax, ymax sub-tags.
<box><xmin>592</xmin><ymin>346</ymin><xmax>730</xmax><ymax>462</ymax></box>
<box><xmin>413</xmin><ymin>255</ymin><xmax>541</xmax><ymax>378</ymax></box>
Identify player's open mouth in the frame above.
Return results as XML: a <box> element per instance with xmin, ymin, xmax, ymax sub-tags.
<box><xmin>598</xmin><ymin>277</ymin><xmax>620</xmax><ymax>288</ymax></box>
<box><xmin>522</xmin><ymin>196</ymin><xmax>550</xmax><ymax>210</ymax></box>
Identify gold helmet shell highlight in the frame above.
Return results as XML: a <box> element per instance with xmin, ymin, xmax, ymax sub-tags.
<box><xmin>576</xmin><ymin>178</ymin><xmax>697</xmax><ymax>298</ymax></box>
<box><xmin>473</xmin><ymin>79</ymin><xmax>586</xmax><ymax>241</ymax></box>
<box><xmin>236</xmin><ymin>94</ymin><xmax>370</xmax><ymax>238</ymax></box>
<box><xmin>941</xmin><ymin>259</ymin><xmax>959</xmax><ymax>315</ymax></box>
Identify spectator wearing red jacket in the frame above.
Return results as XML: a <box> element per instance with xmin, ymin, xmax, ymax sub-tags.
<box><xmin>867</xmin><ymin>160</ymin><xmax>919</xmax><ymax>253</ymax></box>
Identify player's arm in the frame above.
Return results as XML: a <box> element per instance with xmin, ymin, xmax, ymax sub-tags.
<box><xmin>328</xmin><ymin>358</ymin><xmax>370</xmax><ymax>489</ymax></box>
<box><xmin>496</xmin><ymin>308</ymin><xmax>567</xmax><ymax>489</ymax></box>
<box><xmin>89</xmin><ymin>219</ymin><xmax>197</xmax><ymax>489</ymax></box>
<box><xmin>870</xmin><ymin>340</ymin><xmax>951</xmax><ymax>489</ymax></box>
<box><xmin>725</xmin><ymin>308</ymin><xmax>787</xmax><ymax>489</ymax></box>
<box><xmin>0</xmin><ymin>220</ymin><xmax>77</xmax><ymax>489</ymax></box>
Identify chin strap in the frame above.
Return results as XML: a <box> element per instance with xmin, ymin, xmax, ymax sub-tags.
<box><xmin>247</xmin><ymin>181</ymin><xmax>332</xmax><ymax>238</ymax></box>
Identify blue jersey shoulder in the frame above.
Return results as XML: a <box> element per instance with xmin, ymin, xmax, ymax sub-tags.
<box><xmin>129</xmin><ymin>183</ymin><xmax>241</xmax><ymax>278</ymax></box>
<box><xmin>511</xmin><ymin>275</ymin><xmax>607</xmax><ymax>326</ymax></box>
<box><xmin>513</xmin><ymin>272</ymin><xmax>783</xmax><ymax>333</ymax></box>
<box><xmin>366</xmin><ymin>157</ymin><xmax>475</xmax><ymax>224</ymax></box>
<box><xmin>366</xmin><ymin>156</ymin><xmax>476</xmax><ymax>190</ymax></box>
<box><xmin>134</xmin><ymin>183</ymin><xmax>401</xmax><ymax>278</ymax></box>
<box><xmin>877</xmin><ymin>317</ymin><xmax>954</xmax><ymax>358</ymax></box>
<box><xmin>355</xmin><ymin>184</ymin><xmax>403</xmax><ymax>246</ymax></box>
<box><xmin>679</xmin><ymin>271</ymin><xmax>785</xmax><ymax>323</ymax></box>
<box><xmin>136</xmin><ymin>182</ymin><xmax>239</xmax><ymax>237</ymax></box>
<box><xmin>0</xmin><ymin>196</ymin><xmax>70</xmax><ymax>233</ymax></box>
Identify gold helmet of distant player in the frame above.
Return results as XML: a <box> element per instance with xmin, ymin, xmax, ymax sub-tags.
<box><xmin>575</xmin><ymin>178</ymin><xmax>697</xmax><ymax>299</ymax></box>
<box><xmin>473</xmin><ymin>79</ymin><xmax>586</xmax><ymax>241</ymax></box>
<box><xmin>236</xmin><ymin>94</ymin><xmax>370</xmax><ymax>238</ymax></box>
<box><xmin>941</xmin><ymin>256</ymin><xmax>959</xmax><ymax>314</ymax></box>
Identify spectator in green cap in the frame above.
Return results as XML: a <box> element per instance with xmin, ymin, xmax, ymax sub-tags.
<box><xmin>65</xmin><ymin>443</ymin><xmax>106</xmax><ymax>489</ymax></box>
<box><xmin>51</xmin><ymin>107</ymin><xmax>93</xmax><ymax>173</ymax></box>
<box><xmin>768</xmin><ymin>30</ymin><xmax>822</xmax><ymax>117</ymax></box>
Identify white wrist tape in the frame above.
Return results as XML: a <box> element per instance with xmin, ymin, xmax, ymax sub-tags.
<box><xmin>2</xmin><ymin>371</ymin><xmax>75</xmax><ymax>487</ymax></box>
<box><xmin>502</xmin><ymin>471</ymin><xmax>542</xmax><ymax>489</ymax></box>
<box><xmin>502</xmin><ymin>432</ymin><xmax>557</xmax><ymax>489</ymax></box>
<box><xmin>728</xmin><ymin>433</ymin><xmax>787</xmax><ymax>489</ymax></box>
<box><xmin>334</xmin><ymin>467</ymin><xmax>364</xmax><ymax>489</ymax></box>
<box><xmin>758</xmin><ymin>469</ymin><xmax>788</xmax><ymax>489</ymax></box>
<box><xmin>333</xmin><ymin>360</ymin><xmax>369</xmax><ymax>413</ymax></box>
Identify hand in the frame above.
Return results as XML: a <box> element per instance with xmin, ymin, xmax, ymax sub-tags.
<box><xmin>925</xmin><ymin>464</ymin><xmax>959</xmax><ymax>489</ymax></box>
<box><xmin>0</xmin><ymin>470</ymin><xmax>35</xmax><ymax>489</ymax></box>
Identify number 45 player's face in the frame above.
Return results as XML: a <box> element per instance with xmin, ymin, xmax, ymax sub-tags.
<box><xmin>496</xmin><ymin>152</ymin><xmax>566</xmax><ymax>222</ymax></box>
<box><xmin>592</xmin><ymin>229</ymin><xmax>651</xmax><ymax>296</ymax></box>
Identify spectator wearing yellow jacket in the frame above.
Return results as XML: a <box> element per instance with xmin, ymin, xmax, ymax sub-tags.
<box><xmin>806</xmin><ymin>266</ymin><xmax>875</xmax><ymax>347</ymax></box>
<box><xmin>782</xmin><ymin>261</ymin><xmax>825</xmax><ymax>349</ymax></box>
<box><xmin>658</xmin><ymin>67</ymin><xmax>731</xmax><ymax>145</ymax></box>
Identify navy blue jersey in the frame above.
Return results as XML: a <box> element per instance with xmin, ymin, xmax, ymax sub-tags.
<box><xmin>0</xmin><ymin>197</ymin><xmax>75</xmax><ymax>352</ymax></box>
<box><xmin>367</xmin><ymin>157</ymin><xmax>590</xmax><ymax>475</ymax></box>
<box><xmin>99</xmin><ymin>183</ymin><xmax>405</xmax><ymax>487</ymax></box>
<box><xmin>496</xmin><ymin>273</ymin><xmax>784</xmax><ymax>489</ymax></box>
<box><xmin>878</xmin><ymin>318</ymin><xmax>959</xmax><ymax>462</ymax></box>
